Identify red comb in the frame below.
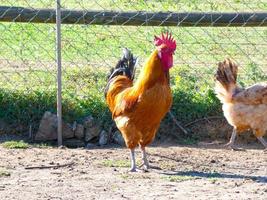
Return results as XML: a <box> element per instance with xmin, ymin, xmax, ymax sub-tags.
<box><xmin>154</xmin><ymin>32</ymin><xmax>176</xmax><ymax>51</ymax></box>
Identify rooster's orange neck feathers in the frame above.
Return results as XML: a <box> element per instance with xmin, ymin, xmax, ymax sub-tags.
<box><xmin>132</xmin><ymin>50</ymin><xmax>169</xmax><ymax>94</ymax></box>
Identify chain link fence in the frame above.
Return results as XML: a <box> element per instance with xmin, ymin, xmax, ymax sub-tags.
<box><xmin>0</xmin><ymin>0</ymin><xmax>267</xmax><ymax>140</ymax></box>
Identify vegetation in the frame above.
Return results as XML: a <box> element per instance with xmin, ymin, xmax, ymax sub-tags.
<box><xmin>163</xmin><ymin>175</ymin><xmax>196</xmax><ymax>182</ymax></box>
<box><xmin>2</xmin><ymin>140</ymin><xmax>30</xmax><ymax>149</ymax></box>
<box><xmin>0</xmin><ymin>169</ymin><xmax>11</xmax><ymax>177</ymax></box>
<box><xmin>102</xmin><ymin>159</ymin><xmax>142</xmax><ymax>168</ymax></box>
<box><xmin>102</xmin><ymin>159</ymin><xmax>131</xmax><ymax>168</ymax></box>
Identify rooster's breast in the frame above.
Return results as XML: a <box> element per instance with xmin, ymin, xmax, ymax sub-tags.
<box><xmin>128</xmin><ymin>83</ymin><xmax>172</xmax><ymax>130</ymax></box>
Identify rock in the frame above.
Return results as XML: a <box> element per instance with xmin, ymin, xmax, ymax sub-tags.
<box><xmin>62</xmin><ymin>122</ymin><xmax>75</xmax><ymax>139</ymax></box>
<box><xmin>35</xmin><ymin>111</ymin><xmax>74</xmax><ymax>141</ymax></box>
<box><xmin>74</xmin><ymin>124</ymin><xmax>84</xmax><ymax>139</ymax></box>
<box><xmin>113</xmin><ymin>130</ymin><xmax>125</xmax><ymax>146</ymax></box>
<box><xmin>99</xmin><ymin>130</ymin><xmax>108</xmax><ymax>146</ymax></box>
<box><xmin>85</xmin><ymin>126</ymin><xmax>100</xmax><ymax>142</ymax></box>
<box><xmin>63</xmin><ymin>138</ymin><xmax>85</xmax><ymax>148</ymax></box>
<box><xmin>84</xmin><ymin>116</ymin><xmax>100</xmax><ymax>142</ymax></box>
<box><xmin>83</xmin><ymin>116</ymin><xmax>94</xmax><ymax>128</ymax></box>
<box><xmin>35</xmin><ymin>112</ymin><xmax>57</xmax><ymax>141</ymax></box>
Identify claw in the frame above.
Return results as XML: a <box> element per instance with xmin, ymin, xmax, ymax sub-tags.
<box><xmin>129</xmin><ymin>167</ymin><xmax>146</xmax><ymax>173</ymax></box>
<box><xmin>223</xmin><ymin>142</ymin><xmax>236</xmax><ymax>150</ymax></box>
<box><xmin>223</xmin><ymin>143</ymin><xmax>245</xmax><ymax>151</ymax></box>
<box><xmin>140</xmin><ymin>147</ymin><xmax>150</xmax><ymax>171</ymax></box>
<box><xmin>129</xmin><ymin>167</ymin><xmax>137</xmax><ymax>172</ymax></box>
<box><xmin>223</xmin><ymin>128</ymin><xmax>238</xmax><ymax>150</ymax></box>
<box><xmin>142</xmin><ymin>164</ymin><xmax>149</xmax><ymax>172</ymax></box>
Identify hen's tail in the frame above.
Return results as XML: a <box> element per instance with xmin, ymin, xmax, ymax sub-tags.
<box><xmin>214</xmin><ymin>58</ymin><xmax>238</xmax><ymax>103</ymax></box>
<box><xmin>104</xmin><ymin>48</ymin><xmax>137</xmax><ymax>98</ymax></box>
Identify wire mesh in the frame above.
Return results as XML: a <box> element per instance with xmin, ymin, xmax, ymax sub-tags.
<box><xmin>0</xmin><ymin>0</ymin><xmax>267</xmax><ymax>136</ymax></box>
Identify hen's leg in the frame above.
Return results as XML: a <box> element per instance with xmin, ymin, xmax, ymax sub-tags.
<box><xmin>253</xmin><ymin>130</ymin><xmax>267</xmax><ymax>150</ymax></box>
<box><xmin>129</xmin><ymin>148</ymin><xmax>136</xmax><ymax>172</ymax></box>
<box><xmin>224</xmin><ymin>128</ymin><xmax>237</xmax><ymax>150</ymax></box>
<box><xmin>140</xmin><ymin>147</ymin><xmax>149</xmax><ymax>170</ymax></box>
<box><xmin>256</xmin><ymin>136</ymin><xmax>267</xmax><ymax>149</ymax></box>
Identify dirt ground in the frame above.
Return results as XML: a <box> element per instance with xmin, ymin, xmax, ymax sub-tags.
<box><xmin>0</xmin><ymin>141</ymin><xmax>266</xmax><ymax>200</ymax></box>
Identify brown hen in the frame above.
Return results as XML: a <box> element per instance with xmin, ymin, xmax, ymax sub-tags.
<box><xmin>215</xmin><ymin>58</ymin><xmax>267</xmax><ymax>150</ymax></box>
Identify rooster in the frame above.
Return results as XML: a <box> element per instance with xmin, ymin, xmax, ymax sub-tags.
<box><xmin>105</xmin><ymin>33</ymin><xmax>176</xmax><ymax>171</ymax></box>
<box><xmin>215</xmin><ymin>58</ymin><xmax>267</xmax><ymax>150</ymax></box>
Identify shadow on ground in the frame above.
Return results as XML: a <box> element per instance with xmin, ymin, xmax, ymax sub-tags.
<box><xmin>161</xmin><ymin>170</ymin><xmax>267</xmax><ymax>183</ymax></box>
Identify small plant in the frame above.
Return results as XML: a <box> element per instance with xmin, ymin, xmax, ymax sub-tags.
<box><xmin>0</xmin><ymin>169</ymin><xmax>11</xmax><ymax>177</ymax></box>
<box><xmin>2</xmin><ymin>140</ymin><xmax>29</xmax><ymax>149</ymax></box>
<box><xmin>206</xmin><ymin>172</ymin><xmax>222</xmax><ymax>178</ymax></box>
<box><xmin>182</xmin><ymin>137</ymin><xmax>198</xmax><ymax>145</ymax></box>
<box><xmin>163</xmin><ymin>175</ymin><xmax>195</xmax><ymax>182</ymax></box>
<box><xmin>102</xmin><ymin>159</ymin><xmax>131</xmax><ymax>168</ymax></box>
<box><xmin>120</xmin><ymin>173</ymin><xmax>151</xmax><ymax>180</ymax></box>
<box><xmin>33</xmin><ymin>142</ymin><xmax>53</xmax><ymax>148</ymax></box>
<box><xmin>208</xmin><ymin>178</ymin><xmax>218</xmax><ymax>183</ymax></box>
<box><xmin>170</xmin><ymin>65</ymin><xmax>221</xmax><ymax>124</ymax></box>
<box><xmin>102</xmin><ymin>159</ymin><xmax>142</xmax><ymax>168</ymax></box>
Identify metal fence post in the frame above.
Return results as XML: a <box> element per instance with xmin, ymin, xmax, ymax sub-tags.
<box><xmin>56</xmin><ymin>0</ymin><xmax>62</xmax><ymax>146</ymax></box>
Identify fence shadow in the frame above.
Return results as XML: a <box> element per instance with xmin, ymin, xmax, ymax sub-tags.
<box><xmin>160</xmin><ymin>170</ymin><xmax>267</xmax><ymax>183</ymax></box>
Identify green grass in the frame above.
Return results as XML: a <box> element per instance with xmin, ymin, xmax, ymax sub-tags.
<box><xmin>162</xmin><ymin>171</ymin><xmax>223</xmax><ymax>182</ymax></box>
<box><xmin>33</xmin><ymin>142</ymin><xmax>53</xmax><ymax>148</ymax></box>
<box><xmin>208</xmin><ymin>178</ymin><xmax>219</xmax><ymax>183</ymax></box>
<box><xmin>205</xmin><ymin>172</ymin><xmax>223</xmax><ymax>178</ymax></box>
<box><xmin>102</xmin><ymin>159</ymin><xmax>144</xmax><ymax>168</ymax></box>
<box><xmin>120</xmin><ymin>173</ymin><xmax>152</xmax><ymax>180</ymax></box>
<box><xmin>102</xmin><ymin>159</ymin><xmax>131</xmax><ymax>168</ymax></box>
<box><xmin>0</xmin><ymin>169</ymin><xmax>11</xmax><ymax>177</ymax></box>
<box><xmin>2</xmin><ymin>140</ymin><xmax>53</xmax><ymax>149</ymax></box>
<box><xmin>181</xmin><ymin>137</ymin><xmax>199</xmax><ymax>145</ymax></box>
<box><xmin>0</xmin><ymin>0</ymin><xmax>267</xmax><ymax>136</ymax></box>
<box><xmin>162</xmin><ymin>175</ymin><xmax>196</xmax><ymax>182</ymax></box>
<box><xmin>2</xmin><ymin>140</ymin><xmax>29</xmax><ymax>149</ymax></box>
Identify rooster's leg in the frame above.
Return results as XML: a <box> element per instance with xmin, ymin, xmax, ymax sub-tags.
<box><xmin>256</xmin><ymin>136</ymin><xmax>267</xmax><ymax>149</ymax></box>
<box><xmin>140</xmin><ymin>147</ymin><xmax>149</xmax><ymax>170</ymax></box>
<box><xmin>129</xmin><ymin>148</ymin><xmax>137</xmax><ymax>172</ymax></box>
<box><xmin>224</xmin><ymin>128</ymin><xmax>237</xmax><ymax>150</ymax></box>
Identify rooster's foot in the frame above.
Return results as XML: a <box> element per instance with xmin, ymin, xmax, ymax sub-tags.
<box><xmin>139</xmin><ymin>163</ymin><xmax>149</xmax><ymax>172</ymax></box>
<box><xmin>129</xmin><ymin>167</ymin><xmax>146</xmax><ymax>173</ymax></box>
<box><xmin>129</xmin><ymin>167</ymin><xmax>137</xmax><ymax>172</ymax></box>
<box><xmin>223</xmin><ymin>142</ymin><xmax>234</xmax><ymax>149</ymax></box>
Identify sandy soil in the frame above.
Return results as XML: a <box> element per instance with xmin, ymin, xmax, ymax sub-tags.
<box><xmin>0</xmin><ymin>143</ymin><xmax>266</xmax><ymax>200</ymax></box>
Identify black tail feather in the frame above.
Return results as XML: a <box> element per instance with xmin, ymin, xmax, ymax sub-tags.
<box><xmin>108</xmin><ymin>48</ymin><xmax>137</xmax><ymax>81</ymax></box>
<box><xmin>104</xmin><ymin>48</ymin><xmax>137</xmax><ymax>98</ymax></box>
